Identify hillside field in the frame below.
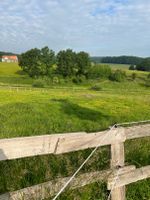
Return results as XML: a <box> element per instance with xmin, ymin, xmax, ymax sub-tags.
<box><xmin>0</xmin><ymin>62</ymin><xmax>150</xmax><ymax>199</ymax></box>
<box><xmin>0</xmin><ymin>62</ymin><xmax>33</xmax><ymax>86</ymax></box>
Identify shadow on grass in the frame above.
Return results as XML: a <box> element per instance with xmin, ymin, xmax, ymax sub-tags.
<box><xmin>51</xmin><ymin>99</ymin><xmax>111</xmax><ymax>122</ymax></box>
<box><xmin>15</xmin><ymin>70</ymin><xmax>26</xmax><ymax>75</ymax></box>
<box><xmin>0</xmin><ymin>149</ymin><xmax>7</xmax><ymax>161</ymax></box>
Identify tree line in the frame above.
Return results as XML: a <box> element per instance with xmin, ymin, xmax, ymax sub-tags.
<box><xmin>19</xmin><ymin>47</ymin><xmax>130</xmax><ymax>86</ymax></box>
<box><xmin>136</xmin><ymin>58</ymin><xmax>150</xmax><ymax>71</ymax></box>
<box><xmin>91</xmin><ymin>56</ymin><xmax>150</xmax><ymax>72</ymax></box>
<box><xmin>91</xmin><ymin>56</ymin><xmax>143</xmax><ymax>65</ymax></box>
<box><xmin>0</xmin><ymin>51</ymin><xmax>16</xmax><ymax>57</ymax></box>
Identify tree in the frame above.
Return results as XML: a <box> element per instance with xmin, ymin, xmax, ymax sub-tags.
<box><xmin>19</xmin><ymin>47</ymin><xmax>55</xmax><ymax>77</ymax></box>
<box><xmin>41</xmin><ymin>46</ymin><xmax>55</xmax><ymax>75</ymax></box>
<box><xmin>19</xmin><ymin>48</ymin><xmax>42</xmax><ymax>77</ymax></box>
<box><xmin>57</xmin><ymin>49</ymin><xmax>78</xmax><ymax>77</ymax></box>
<box><xmin>76</xmin><ymin>51</ymin><xmax>91</xmax><ymax>76</ymax></box>
<box><xmin>136</xmin><ymin>58</ymin><xmax>150</xmax><ymax>72</ymax></box>
<box><xmin>131</xmin><ymin>72</ymin><xmax>137</xmax><ymax>80</ymax></box>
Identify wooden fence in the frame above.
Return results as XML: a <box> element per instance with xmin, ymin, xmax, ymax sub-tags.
<box><xmin>0</xmin><ymin>124</ymin><xmax>150</xmax><ymax>200</ymax></box>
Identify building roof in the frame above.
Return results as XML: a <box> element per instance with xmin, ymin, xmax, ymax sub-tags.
<box><xmin>2</xmin><ymin>55</ymin><xmax>18</xmax><ymax>60</ymax></box>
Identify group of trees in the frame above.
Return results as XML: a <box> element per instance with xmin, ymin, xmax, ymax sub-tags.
<box><xmin>19</xmin><ymin>47</ymin><xmax>129</xmax><ymax>84</ymax></box>
<box><xmin>136</xmin><ymin>58</ymin><xmax>150</xmax><ymax>71</ymax></box>
<box><xmin>129</xmin><ymin>58</ymin><xmax>150</xmax><ymax>72</ymax></box>
<box><xmin>19</xmin><ymin>47</ymin><xmax>55</xmax><ymax>77</ymax></box>
<box><xmin>19</xmin><ymin>47</ymin><xmax>91</xmax><ymax>78</ymax></box>
<box><xmin>91</xmin><ymin>55</ymin><xmax>150</xmax><ymax>72</ymax></box>
<box><xmin>57</xmin><ymin>49</ymin><xmax>91</xmax><ymax>77</ymax></box>
<box><xmin>18</xmin><ymin>46</ymin><xmax>150</xmax><ymax>87</ymax></box>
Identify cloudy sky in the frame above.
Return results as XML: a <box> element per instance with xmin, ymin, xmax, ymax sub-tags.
<box><xmin>0</xmin><ymin>0</ymin><xmax>150</xmax><ymax>56</ymax></box>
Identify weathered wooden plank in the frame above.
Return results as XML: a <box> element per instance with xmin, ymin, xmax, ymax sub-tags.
<box><xmin>108</xmin><ymin>165</ymin><xmax>150</xmax><ymax>190</ymax></box>
<box><xmin>111</xmin><ymin>143</ymin><xmax>125</xmax><ymax>167</ymax></box>
<box><xmin>0</xmin><ymin>169</ymin><xmax>112</xmax><ymax>200</ymax></box>
<box><xmin>0</xmin><ymin>167</ymin><xmax>136</xmax><ymax>200</ymax></box>
<box><xmin>0</xmin><ymin>132</ymin><xmax>86</xmax><ymax>161</ymax></box>
<box><xmin>125</xmin><ymin>124</ymin><xmax>150</xmax><ymax>140</ymax></box>
<box><xmin>0</xmin><ymin>124</ymin><xmax>149</xmax><ymax>161</ymax></box>
<box><xmin>55</xmin><ymin>128</ymin><xmax>126</xmax><ymax>154</ymax></box>
<box><xmin>0</xmin><ymin>129</ymin><xmax>126</xmax><ymax>161</ymax></box>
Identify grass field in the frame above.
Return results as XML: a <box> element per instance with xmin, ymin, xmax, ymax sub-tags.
<box><xmin>0</xmin><ymin>62</ymin><xmax>150</xmax><ymax>199</ymax></box>
<box><xmin>0</xmin><ymin>62</ymin><xmax>33</xmax><ymax>86</ymax></box>
<box><xmin>101</xmin><ymin>63</ymin><xmax>130</xmax><ymax>69</ymax></box>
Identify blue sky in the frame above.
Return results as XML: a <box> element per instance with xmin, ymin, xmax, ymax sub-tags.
<box><xmin>0</xmin><ymin>0</ymin><xmax>150</xmax><ymax>56</ymax></box>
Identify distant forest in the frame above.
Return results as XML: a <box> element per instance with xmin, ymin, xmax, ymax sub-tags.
<box><xmin>90</xmin><ymin>56</ymin><xmax>145</xmax><ymax>65</ymax></box>
<box><xmin>0</xmin><ymin>51</ymin><xmax>17</xmax><ymax>57</ymax></box>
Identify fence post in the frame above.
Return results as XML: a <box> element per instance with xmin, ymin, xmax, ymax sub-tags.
<box><xmin>110</xmin><ymin>131</ymin><xmax>126</xmax><ymax>200</ymax></box>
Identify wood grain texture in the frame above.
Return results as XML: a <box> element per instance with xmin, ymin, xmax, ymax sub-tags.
<box><xmin>0</xmin><ymin>132</ymin><xmax>86</xmax><ymax>161</ymax></box>
<box><xmin>0</xmin><ymin>128</ymin><xmax>126</xmax><ymax>161</ymax></box>
<box><xmin>108</xmin><ymin>165</ymin><xmax>150</xmax><ymax>189</ymax></box>
<box><xmin>110</xmin><ymin>127</ymin><xmax>125</xmax><ymax>200</ymax></box>
<box><xmin>125</xmin><ymin>124</ymin><xmax>150</xmax><ymax>139</ymax></box>
<box><xmin>0</xmin><ymin>169</ymin><xmax>112</xmax><ymax>200</ymax></box>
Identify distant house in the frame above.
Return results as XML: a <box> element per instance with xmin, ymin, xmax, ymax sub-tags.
<box><xmin>2</xmin><ymin>55</ymin><xmax>18</xmax><ymax>63</ymax></box>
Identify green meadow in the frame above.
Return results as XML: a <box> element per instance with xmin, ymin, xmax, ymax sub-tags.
<box><xmin>101</xmin><ymin>63</ymin><xmax>130</xmax><ymax>69</ymax></box>
<box><xmin>0</xmin><ymin>62</ymin><xmax>150</xmax><ymax>199</ymax></box>
<box><xmin>0</xmin><ymin>62</ymin><xmax>33</xmax><ymax>86</ymax></box>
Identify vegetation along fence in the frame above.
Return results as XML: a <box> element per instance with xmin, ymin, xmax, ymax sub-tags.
<box><xmin>0</xmin><ymin>123</ymin><xmax>150</xmax><ymax>200</ymax></box>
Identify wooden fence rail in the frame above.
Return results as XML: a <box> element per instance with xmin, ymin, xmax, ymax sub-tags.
<box><xmin>0</xmin><ymin>124</ymin><xmax>150</xmax><ymax>200</ymax></box>
<box><xmin>0</xmin><ymin>124</ymin><xmax>149</xmax><ymax>161</ymax></box>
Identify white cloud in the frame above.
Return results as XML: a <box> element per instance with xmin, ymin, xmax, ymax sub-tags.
<box><xmin>0</xmin><ymin>0</ymin><xmax>150</xmax><ymax>56</ymax></box>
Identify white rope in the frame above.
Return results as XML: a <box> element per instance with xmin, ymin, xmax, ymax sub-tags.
<box><xmin>52</xmin><ymin>124</ymin><xmax>117</xmax><ymax>200</ymax></box>
<box><xmin>107</xmin><ymin>166</ymin><xmax>122</xmax><ymax>200</ymax></box>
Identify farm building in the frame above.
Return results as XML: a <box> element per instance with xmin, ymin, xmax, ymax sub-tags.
<box><xmin>2</xmin><ymin>55</ymin><xmax>18</xmax><ymax>63</ymax></box>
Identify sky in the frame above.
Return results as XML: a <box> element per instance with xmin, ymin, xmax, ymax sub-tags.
<box><xmin>0</xmin><ymin>0</ymin><xmax>150</xmax><ymax>56</ymax></box>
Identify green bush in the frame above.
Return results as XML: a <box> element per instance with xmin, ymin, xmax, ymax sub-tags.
<box><xmin>131</xmin><ymin>72</ymin><xmax>137</xmax><ymax>80</ymax></box>
<box><xmin>72</xmin><ymin>77</ymin><xmax>80</xmax><ymax>84</ymax></box>
<box><xmin>72</xmin><ymin>75</ymin><xmax>86</xmax><ymax>84</ymax></box>
<box><xmin>32</xmin><ymin>79</ymin><xmax>45</xmax><ymax>88</ymax></box>
<box><xmin>110</xmin><ymin>70</ymin><xmax>126</xmax><ymax>82</ymax></box>
<box><xmin>52</xmin><ymin>76</ymin><xmax>59</xmax><ymax>84</ymax></box>
<box><xmin>88</xmin><ymin>64</ymin><xmax>112</xmax><ymax>79</ymax></box>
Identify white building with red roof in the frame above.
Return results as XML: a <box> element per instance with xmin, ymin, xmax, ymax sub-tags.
<box><xmin>2</xmin><ymin>55</ymin><xmax>18</xmax><ymax>63</ymax></box>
